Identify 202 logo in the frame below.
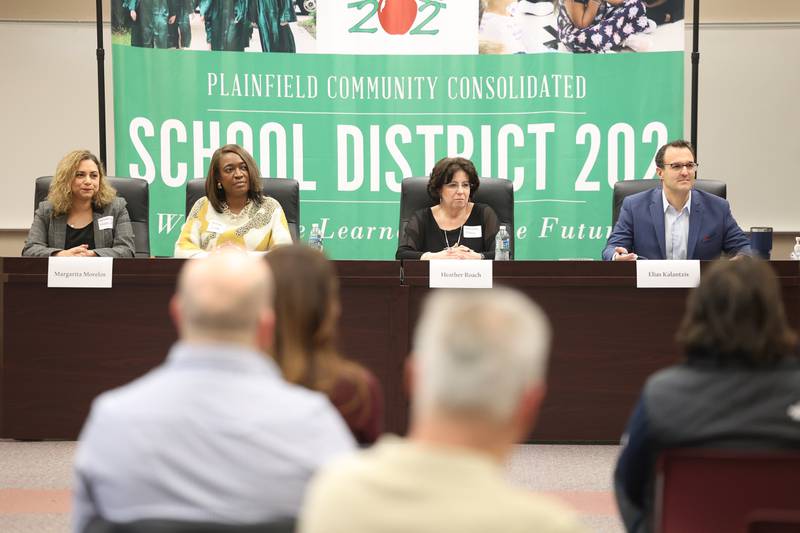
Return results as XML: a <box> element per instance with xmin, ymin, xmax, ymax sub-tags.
<box><xmin>347</xmin><ymin>0</ymin><xmax>446</xmax><ymax>36</ymax></box>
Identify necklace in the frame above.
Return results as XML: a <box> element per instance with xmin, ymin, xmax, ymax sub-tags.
<box><xmin>443</xmin><ymin>226</ymin><xmax>463</xmax><ymax>250</ymax></box>
<box><xmin>222</xmin><ymin>201</ymin><xmax>250</xmax><ymax>221</ymax></box>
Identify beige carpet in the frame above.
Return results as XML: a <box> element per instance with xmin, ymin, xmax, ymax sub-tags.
<box><xmin>0</xmin><ymin>440</ymin><xmax>624</xmax><ymax>533</ymax></box>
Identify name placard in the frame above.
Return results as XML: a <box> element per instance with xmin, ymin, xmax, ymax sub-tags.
<box><xmin>636</xmin><ymin>260</ymin><xmax>700</xmax><ymax>289</ymax></box>
<box><xmin>48</xmin><ymin>257</ymin><xmax>113</xmax><ymax>288</ymax></box>
<box><xmin>429</xmin><ymin>260</ymin><xmax>492</xmax><ymax>289</ymax></box>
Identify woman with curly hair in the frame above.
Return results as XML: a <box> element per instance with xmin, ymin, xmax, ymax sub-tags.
<box><xmin>396</xmin><ymin>157</ymin><xmax>499</xmax><ymax>260</ymax></box>
<box><xmin>22</xmin><ymin>150</ymin><xmax>135</xmax><ymax>257</ymax></box>
<box><xmin>265</xmin><ymin>244</ymin><xmax>384</xmax><ymax>444</ymax></box>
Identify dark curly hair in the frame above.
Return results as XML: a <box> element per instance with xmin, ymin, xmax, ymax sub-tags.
<box><xmin>427</xmin><ymin>157</ymin><xmax>480</xmax><ymax>201</ymax></box>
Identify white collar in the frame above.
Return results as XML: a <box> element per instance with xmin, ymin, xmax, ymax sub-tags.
<box><xmin>662</xmin><ymin>189</ymin><xmax>691</xmax><ymax>214</ymax></box>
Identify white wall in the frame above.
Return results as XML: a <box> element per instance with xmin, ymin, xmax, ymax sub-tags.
<box><xmin>684</xmin><ymin>22</ymin><xmax>800</xmax><ymax>231</ymax></box>
<box><xmin>0</xmin><ymin>21</ymin><xmax>116</xmax><ymax>228</ymax></box>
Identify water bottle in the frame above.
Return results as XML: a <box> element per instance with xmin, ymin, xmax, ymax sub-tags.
<box><xmin>494</xmin><ymin>225</ymin><xmax>510</xmax><ymax>261</ymax></box>
<box><xmin>791</xmin><ymin>237</ymin><xmax>800</xmax><ymax>260</ymax></box>
<box><xmin>308</xmin><ymin>223</ymin><xmax>323</xmax><ymax>251</ymax></box>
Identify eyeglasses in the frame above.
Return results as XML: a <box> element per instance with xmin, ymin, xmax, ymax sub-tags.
<box><xmin>444</xmin><ymin>182</ymin><xmax>472</xmax><ymax>191</ymax></box>
<box><xmin>664</xmin><ymin>162</ymin><xmax>699</xmax><ymax>171</ymax></box>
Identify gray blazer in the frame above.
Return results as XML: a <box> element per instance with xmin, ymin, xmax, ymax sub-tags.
<box><xmin>22</xmin><ymin>197</ymin><xmax>136</xmax><ymax>258</ymax></box>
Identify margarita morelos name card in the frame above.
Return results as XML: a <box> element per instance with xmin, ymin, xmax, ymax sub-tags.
<box><xmin>48</xmin><ymin>257</ymin><xmax>113</xmax><ymax>288</ymax></box>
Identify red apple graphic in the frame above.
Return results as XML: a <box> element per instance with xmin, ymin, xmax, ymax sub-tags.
<box><xmin>378</xmin><ymin>0</ymin><xmax>418</xmax><ymax>35</ymax></box>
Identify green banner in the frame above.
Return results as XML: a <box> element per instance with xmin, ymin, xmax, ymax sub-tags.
<box><xmin>113</xmin><ymin>43</ymin><xmax>683</xmax><ymax>259</ymax></box>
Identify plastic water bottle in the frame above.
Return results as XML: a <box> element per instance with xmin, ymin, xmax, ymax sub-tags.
<box><xmin>791</xmin><ymin>237</ymin><xmax>800</xmax><ymax>260</ymax></box>
<box><xmin>494</xmin><ymin>225</ymin><xmax>510</xmax><ymax>261</ymax></box>
<box><xmin>308</xmin><ymin>223</ymin><xmax>323</xmax><ymax>251</ymax></box>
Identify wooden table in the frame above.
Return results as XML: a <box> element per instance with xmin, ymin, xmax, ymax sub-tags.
<box><xmin>2</xmin><ymin>258</ymin><xmax>797</xmax><ymax>442</ymax></box>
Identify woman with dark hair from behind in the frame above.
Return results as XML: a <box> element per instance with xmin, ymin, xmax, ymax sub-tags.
<box><xmin>265</xmin><ymin>245</ymin><xmax>384</xmax><ymax>444</ymax></box>
<box><xmin>614</xmin><ymin>259</ymin><xmax>800</xmax><ymax>533</ymax></box>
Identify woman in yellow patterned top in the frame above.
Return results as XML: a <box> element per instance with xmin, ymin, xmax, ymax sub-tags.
<box><xmin>174</xmin><ymin>144</ymin><xmax>293</xmax><ymax>257</ymax></box>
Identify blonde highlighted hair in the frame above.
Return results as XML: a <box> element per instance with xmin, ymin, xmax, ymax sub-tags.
<box><xmin>47</xmin><ymin>150</ymin><xmax>116</xmax><ymax>216</ymax></box>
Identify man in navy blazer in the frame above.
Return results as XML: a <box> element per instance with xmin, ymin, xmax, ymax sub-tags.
<box><xmin>602</xmin><ymin>140</ymin><xmax>751</xmax><ymax>261</ymax></box>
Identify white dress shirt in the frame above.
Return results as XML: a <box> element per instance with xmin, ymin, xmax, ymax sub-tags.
<box><xmin>662</xmin><ymin>190</ymin><xmax>691</xmax><ymax>260</ymax></box>
<box><xmin>72</xmin><ymin>342</ymin><xmax>356</xmax><ymax>533</ymax></box>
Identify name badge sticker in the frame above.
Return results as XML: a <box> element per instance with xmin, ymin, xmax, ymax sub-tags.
<box><xmin>48</xmin><ymin>257</ymin><xmax>113</xmax><ymax>288</ymax></box>
<box><xmin>429</xmin><ymin>260</ymin><xmax>492</xmax><ymax>289</ymax></box>
<box><xmin>636</xmin><ymin>260</ymin><xmax>701</xmax><ymax>288</ymax></box>
<box><xmin>207</xmin><ymin>221</ymin><xmax>226</xmax><ymax>234</ymax></box>
<box><xmin>462</xmin><ymin>225</ymin><xmax>482</xmax><ymax>238</ymax></box>
<box><xmin>97</xmin><ymin>216</ymin><xmax>113</xmax><ymax>230</ymax></box>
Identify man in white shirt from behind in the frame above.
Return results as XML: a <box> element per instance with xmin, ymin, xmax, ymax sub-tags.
<box><xmin>72</xmin><ymin>250</ymin><xmax>356</xmax><ymax>533</ymax></box>
<box><xmin>300</xmin><ymin>288</ymin><xmax>587</xmax><ymax>533</ymax></box>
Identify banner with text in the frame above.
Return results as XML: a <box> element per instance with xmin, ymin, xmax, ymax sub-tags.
<box><xmin>112</xmin><ymin>0</ymin><xmax>685</xmax><ymax>258</ymax></box>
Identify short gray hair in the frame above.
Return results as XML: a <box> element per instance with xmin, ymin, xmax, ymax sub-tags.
<box><xmin>176</xmin><ymin>251</ymin><xmax>273</xmax><ymax>341</ymax></box>
<box><xmin>412</xmin><ymin>288</ymin><xmax>551</xmax><ymax>421</ymax></box>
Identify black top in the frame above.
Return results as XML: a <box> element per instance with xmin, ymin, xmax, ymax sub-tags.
<box><xmin>65</xmin><ymin>222</ymin><xmax>95</xmax><ymax>250</ymax></box>
<box><xmin>396</xmin><ymin>203</ymin><xmax>499</xmax><ymax>260</ymax></box>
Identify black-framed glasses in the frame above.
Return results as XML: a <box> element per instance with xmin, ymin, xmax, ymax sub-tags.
<box><xmin>665</xmin><ymin>162</ymin><xmax>699</xmax><ymax>171</ymax></box>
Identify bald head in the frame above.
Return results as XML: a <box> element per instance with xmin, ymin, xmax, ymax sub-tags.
<box><xmin>173</xmin><ymin>251</ymin><xmax>274</xmax><ymax>346</ymax></box>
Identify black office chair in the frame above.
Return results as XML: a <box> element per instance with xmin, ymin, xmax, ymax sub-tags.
<box><xmin>611</xmin><ymin>178</ymin><xmax>727</xmax><ymax>226</ymax></box>
<box><xmin>35</xmin><ymin>176</ymin><xmax>150</xmax><ymax>257</ymax></box>
<box><xmin>84</xmin><ymin>517</ymin><xmax>295</xmax><ymax>533</ymax></box>
<box><xmin>185</xmin><ymin>178</ymin><xmax>300</xmax><ymax>242</ymax></box>
<box><xmin>398</xmin><ymin>177</ymin><xmax>515</xmax><ymax>257</ymax></box>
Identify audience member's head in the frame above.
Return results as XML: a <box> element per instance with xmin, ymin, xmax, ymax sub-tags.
<box><xmin>48</xmin><ymin>149</ymin><xmax>115</xmax><ymax>215</ymax></box>
<box><xmin>410</xmin><ymin>287</ymin><xmax>551</xmax><ymax>453</ymax></box>
<box><xmin>264</xmin><ymin>244</ymin><xmax>342</xmax><ymax>388</ymax></box>
<box><xmin>676</xmin><ymin>259</ymin><xmax>798</xmax><ymax>366</ymax></box>
<box><xmin>265</xmin><ymin>244</ymin><xmax>383</xmax><ymax>443</ymax></box>
<box><xmin>171</xmin><ymin>250</ymin><xmax>275</xmax><ymax>349</ymax></box>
